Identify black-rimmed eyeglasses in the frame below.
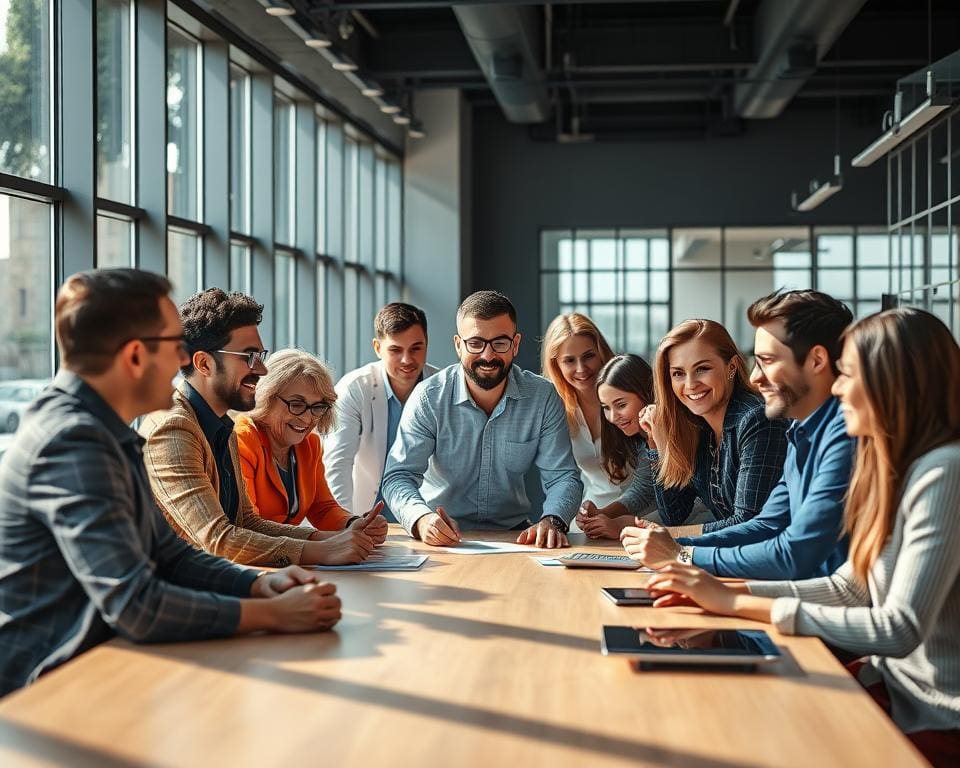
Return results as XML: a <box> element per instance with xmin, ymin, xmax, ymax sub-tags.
<box><xmin>461</xmin><ymin>335</ymin><xmax>515</xmax><ymax>354</ymax></box>
<box><xmin>213</xmin><ymin>349</ymin><xmax>270</xmax><ymax>369</ymax></box>
<box><xmin>278</xmin><ymin>396</ymin><xmax>332</xmax><ymax>418</ymax></box>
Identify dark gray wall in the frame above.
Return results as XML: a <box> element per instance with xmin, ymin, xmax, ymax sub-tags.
<box><xmin>470</xmin><ymin>102</ymin><xmax>888</xmax><ymax>371</ymax></box>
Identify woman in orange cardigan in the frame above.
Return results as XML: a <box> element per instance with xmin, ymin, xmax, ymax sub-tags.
<box><xmin>236</xmin><ymin>349</ymin><xmax>387</xmax><ymax>542</ymax></box>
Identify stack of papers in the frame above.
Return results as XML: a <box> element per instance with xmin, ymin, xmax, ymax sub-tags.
<box><xmin>308</xmin><ymin>552</ymin><xmax>428</xmax><ymax>571</ymax></box>
<box><xmin>435</xmin><ymin>540</ymin><xmax>539</xmax><ymax>555</ymax></box>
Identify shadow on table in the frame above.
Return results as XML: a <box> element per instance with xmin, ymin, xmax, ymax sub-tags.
<box><xmin>0</xmin><ymin>719</ymin><xmax>149</xmax><ymax>768</ymax></box>
<box><xmin>374</xmin><ymin>603</ymin><xmax>597</xmax><ymax>652</ymax></box>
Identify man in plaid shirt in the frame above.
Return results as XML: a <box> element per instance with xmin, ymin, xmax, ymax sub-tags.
<box><xmin>0</xmin><ymin>269</ymin><xmax>341</xmax><ymax>697</ymax></box>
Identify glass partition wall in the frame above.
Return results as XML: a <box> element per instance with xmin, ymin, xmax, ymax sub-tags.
<box><xmin>541</xmin><ymin>226</ymin><xmax>897</xmax><ymax>360</ymax></box>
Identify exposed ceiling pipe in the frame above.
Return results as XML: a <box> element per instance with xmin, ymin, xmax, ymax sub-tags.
<box><xmin>453</xmin><ymin>4</ymin><xmax>552</xmax><ymax>123</ymax></box>
<box><xmin>734</xmin><ymin>0</ymin><xmax>867</xmax><ymax>119</ymax></box>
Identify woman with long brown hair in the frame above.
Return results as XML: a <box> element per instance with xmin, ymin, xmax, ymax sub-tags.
<box><xmin>640</xmin><ymin>308</ymin><xmax>960</xmax><ymax>766</ymax></box>
<box><xmin>542</xmin><ymin>315</ymin><xmax>653</xmax><ymax>537</ymax></box>
<box><xmin>637</xmin><ymin>318</ymin><xmax>788</xmax><ymax>533</ymax></box>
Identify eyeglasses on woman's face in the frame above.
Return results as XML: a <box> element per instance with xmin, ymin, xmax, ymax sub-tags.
<box><xmin>278</xmin><ymin>395</ymin><xmax>332</xmax><ymax>418</ymax></box>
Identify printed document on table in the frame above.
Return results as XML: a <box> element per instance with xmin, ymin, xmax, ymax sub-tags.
<box><xmin>307</xmin><ymin>552</ymin><xmax>428</xmax><ymax>571</ymax></box>
<box><xmin>435</xmin><ymin>540</ymin><xmax>540</xmax><ymax>555</ymax></box>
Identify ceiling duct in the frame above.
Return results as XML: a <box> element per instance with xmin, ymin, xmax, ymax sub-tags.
<box><xmin>735</xmin><ymin>0</ymin><xmax>867</xmax><ymax>119</ymax></box>
<box><xmin>453</xmin><ymin>5</ymin><xmax>551</xmax><ymax>124</ymax></box>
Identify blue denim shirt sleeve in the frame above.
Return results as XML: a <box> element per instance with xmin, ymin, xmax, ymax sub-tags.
<box><xmin>535</xmin><ymin>388</ymin><xmax>583</xmax><ymax>525</ymax></box>
<box><xmin>691</xmin><ymin>424</ymin><xmax>853</xmax><ymax>578</ymax></box>
<box><xmin>677</xmin><ymin>478</ymin><xmax>790</xmax><ymax>547</ymax></box>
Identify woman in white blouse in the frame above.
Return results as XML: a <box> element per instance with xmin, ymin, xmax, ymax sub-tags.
<box><xmin>636</xmin><ymin>308</ymin><xmax>960</xmax><ymax>765</ymax></box>
<box><xmin>542</xmin><ymin>314</ymin><xmax>657</xmax><ymax>537</ymax></box>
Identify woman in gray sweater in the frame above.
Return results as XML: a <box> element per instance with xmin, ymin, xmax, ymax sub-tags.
<box><xmin>643</xmin><ymin>307</ymin><xmax>960</xmax><ymax>766</ymax></box>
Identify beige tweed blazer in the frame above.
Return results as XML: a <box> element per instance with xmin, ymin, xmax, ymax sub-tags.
<box><xmin>139</xmin><ymin>386</ymin><xmax>312</xmax><ymax>567</ymax></box>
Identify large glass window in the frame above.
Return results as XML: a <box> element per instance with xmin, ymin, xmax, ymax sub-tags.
<box><xmin>229</xmin><ymin>64</ymin><xmax>250</xmax><ymax>234</ymax></box>
<box><xmin>344</xmin><ymin>138</ymin><xmax>359</xmax><ymax>263</ymax></box>
<box><xmin>96</xmin><ymin>0</ymin><xmax>133</xmax><ymax>203</ymax></box>
<box><xmin>273</xmin><ymin>93</ymin><xmax>295</xmax><ymax>245</ymax></box>
<box><xmin>541</xmin><ymin>225</ymin><xmax>900</xmax><ymax>358</ymax></box>
<box><xmin>166</xmin><ymin>26</ymin><xmax>201</xmax><ymax>220</ymax></box>
<box><xmin>97</xmin><ymin>214</ymin><xmax>134</xmax><ymax>267</ymax></box>
<box><xmin>274</xmin><ymin>250</ymin><xmax>296</xmax><ymax>348</ymax></box>
<box><xmin>230</xmin><ymin>242</ymin><xmax>251</xmax><ymax>294</ymax></box>
<box><xmin>167</xmin><ymin>229</ymin><xmax>200</xmax><ymax>305</ymax></box>
<box><xmin>344</xmin><ymin>266</ymin><xmax>360</xmax><ymax>371</ymax></box>
<box><xmin>541</xmin><ymin>229</ymin><xmax>670</xmax><ymax>360</ymax></box>
<box><xmin>316</xmin><ymin>260</ymin><xmax>328</xmax><ymax>359</ymax></box>
<box><xmin>0</xmin><ymin>195</ymin><xmax>53</xmax><ymax>422</ymax></box>
<box><xmin>0</xmin><ymin>0</ymin><xmax>51</xmax><ymax>182</ymax></box>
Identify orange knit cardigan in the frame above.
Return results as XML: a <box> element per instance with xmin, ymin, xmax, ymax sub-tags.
<box><xmin>234</xmin><ymin>415</ymin><xmax>353</xmax><ymax>530</ymax></box>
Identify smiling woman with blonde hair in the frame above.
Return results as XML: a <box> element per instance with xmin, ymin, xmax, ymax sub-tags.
<box><xmin>235</xmin><ymin>349</ymin><xmax>387</xmax><ymax>541</ymax></box>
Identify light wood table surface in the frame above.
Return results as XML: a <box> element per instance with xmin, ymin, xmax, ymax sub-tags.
<box><xmin>0</xmin><ymin>528</ymin><xmax>927</xmax><ymax>768</ymax></box>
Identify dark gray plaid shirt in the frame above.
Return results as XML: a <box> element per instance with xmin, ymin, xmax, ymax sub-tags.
<box><xmin>648</xmin><ymin>387</ymin><xmax>790</xmax><ymax>531</ymax></box>
<box><xmin>0</xmin><ymin>371</ymin><xmax>258</xmax><ymax>697</ymax></box>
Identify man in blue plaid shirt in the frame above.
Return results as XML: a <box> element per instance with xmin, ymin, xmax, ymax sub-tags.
<box><xmin>0</xmin><ymin>269</ymin><xmax>342</xmax><ymax>697</ymax></box>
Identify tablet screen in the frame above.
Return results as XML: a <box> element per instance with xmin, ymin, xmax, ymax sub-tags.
<box><xmin>602</xmin><ymin>626</ymin><xmax>780</xmax><ymax>659</ymax></box>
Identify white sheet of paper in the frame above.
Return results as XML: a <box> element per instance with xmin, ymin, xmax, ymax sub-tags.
<box><xmin>435</xmin><ymin>540</ymin><xmax>540</xmax><ymax>555</ymax></box>
<box><xmin>533</xmin><ymin>556</ymin><xmax>563</xmax><ymax>567</ymax></box>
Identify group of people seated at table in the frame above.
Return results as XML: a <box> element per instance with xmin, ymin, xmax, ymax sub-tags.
<box><xmin>0</xmin><ymin>267</ymin><xmax>956</xmax><ymax>764</ymax></box>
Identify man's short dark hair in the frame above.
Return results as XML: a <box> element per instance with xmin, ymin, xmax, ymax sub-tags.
<box><xmin>456</xmin><ymin>290</ymin><xmax>517</xmax><ymax>327</ymax></box>
<box><xmin>179</xmin><ymin>288</ymin><xmax>263</xmax><ymax>376</ymax></box>
<box><xmin>747</xmin><ymin>290</ymin><xmax>853</xmax><ymax>374</ymax></box>
<box><xmin>55</xmin><ymin>268</ymin><xmax>172</xmax><ymax>375</ymax></box>
<box><xmin>374</xmin><ymin>303</ymin><xmax>427</xmax><ymax>340</ymax></box>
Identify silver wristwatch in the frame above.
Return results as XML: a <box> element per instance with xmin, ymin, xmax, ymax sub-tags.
<box><xmin>676</xmin><ymin>547</ymin><xmax>693</xmax><ymax>565</ymax></box>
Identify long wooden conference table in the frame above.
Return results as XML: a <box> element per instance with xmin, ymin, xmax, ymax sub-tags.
<box><xmin>0</xmin><ymin>528</ymin><xmax>928</xmax><ymax>767</ymax></box>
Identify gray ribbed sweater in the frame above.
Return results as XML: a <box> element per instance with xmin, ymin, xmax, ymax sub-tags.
<box><xmin>748</xmin><ymin>441</ymin><xmax>960</xmax><ymax>733</ymax></box>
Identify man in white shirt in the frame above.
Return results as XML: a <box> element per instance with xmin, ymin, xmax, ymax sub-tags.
<box><xmin>323</xmin><ymin>303</ymin><xmax>438</xmax><ymax>522</ymax></box>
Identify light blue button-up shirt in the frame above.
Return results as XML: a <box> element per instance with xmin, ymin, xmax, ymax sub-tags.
<box><xmin>381</xmin><ymin>363</ymin><xmax>583</xmax><ymax>533</ymax></box>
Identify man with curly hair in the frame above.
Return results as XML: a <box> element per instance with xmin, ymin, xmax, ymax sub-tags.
<box><xmin>140</xmin><ymin>288</ymin><xmax>383</xmax><ymax>567</ymax></box>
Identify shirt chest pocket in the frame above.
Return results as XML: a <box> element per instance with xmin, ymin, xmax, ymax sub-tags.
<box><xmin>502</xmin><ymin>438</ymin><xmax>538</xmax><ymax>471</ymax></box>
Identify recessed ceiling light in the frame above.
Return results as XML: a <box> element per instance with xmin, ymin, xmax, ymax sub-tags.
<box><xmin>361</xmin><ymin>86</ymin><xmax>384</xmax><ymax>98</ymax></box>
<box><xmin>393</xmin><ymin>114</ymin><xmax>411</xmax><ymax>125</ymax></box>
<box><xmin>380</xmin><ymin>104</ymin><xmax>401</xmax><ymax>115</ymax></box>
<box><xmin>332</xmin><ymin>61</ymin><xmax>358</xmax><ymax>72</ymax></box>
<box><xmin>305</xmin><ymin>37</ymin><xmax>331</xmax><ymax>49</ymax></box>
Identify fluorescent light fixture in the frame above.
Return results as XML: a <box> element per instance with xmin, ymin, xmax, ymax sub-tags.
<box><xmin>305</xmin><ymin>37</ymin><xmax>331</xmax><ymax>49</ymax></box>
<box><xmin>793</xmin><ymin>154</ymin><xmax>843</xmax><ymax>212</ymax></box>
<box><xmin>393</xmin><ymin>114</ymin><xmax>411</xmax><ymax>125</ymax></box>
<box><xmin>380</xmin><ymin>104</ymin><xmax>401</xmax><ymax>115</ymax></box>
<box><xmin>795</xmin><ymin>179</ymin><xmax>842</xmax><ymax>211</ymax></box>
<box><xmin>332</xmin><ymin>60</ymin><xmax>358</xmax><ymax>72</ymax></box>
<box><xmin>361</xmin><ymin>86</ymin><xmax>384</xmax><ymax>98</ymax></box>
<box><xmin>408</xmin><ymin>126</ymin><xmax>426</xmax><ymax>140</ymax></box>
<box><xmin>852</xmin><ymin>72</ymin><xmax>953</xmax><ymax>167</ymax></box>
<box><xmin>265</xmin><ymin>1</ymin><xmax>295</xmax><ymax>17</ymax></box>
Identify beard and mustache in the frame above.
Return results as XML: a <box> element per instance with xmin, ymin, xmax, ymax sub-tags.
<box><xmin>464</xmin><ymin>358</ymin><xmax>511</xmax><ymax>390</ymax></box>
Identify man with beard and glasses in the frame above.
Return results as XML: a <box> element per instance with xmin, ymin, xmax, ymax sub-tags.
<box><xmin>141</xmin><ymin>288</ymin><xmax>380</xmax><ymax>567</ymax></box>
<box><xmin>621</xmin><ymin>290</ymin><xmax>855</xmax><ymax>579</ymax></box>
<box><xmin>381</xmin><ymin>291</ymin><xmax>582</xmax><ymax>548</ymax></box>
